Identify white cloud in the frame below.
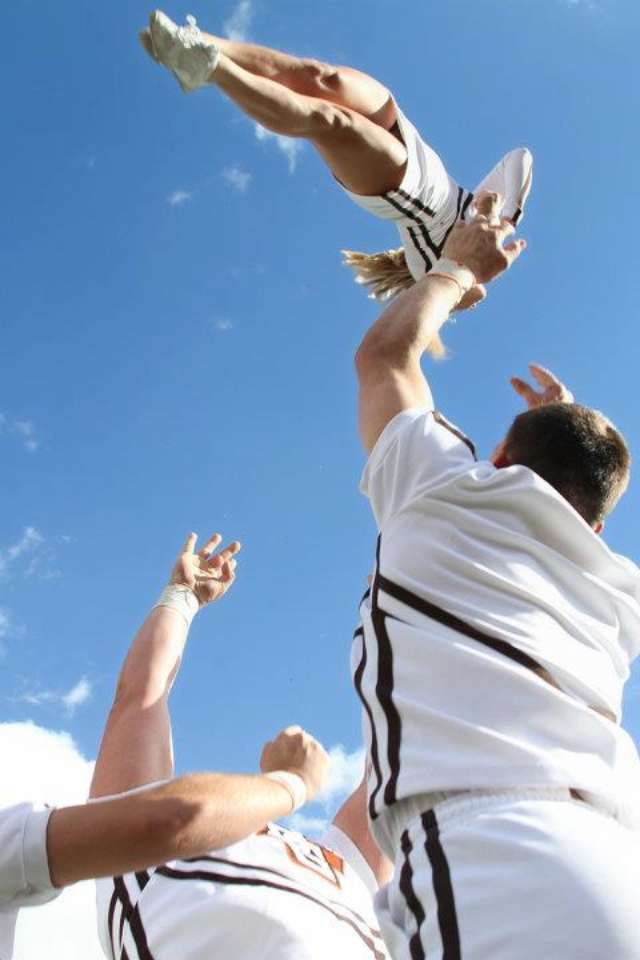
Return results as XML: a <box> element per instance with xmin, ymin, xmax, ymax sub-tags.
<box><xmin>0</xmin><ymin>722</ymin><xmax>102</xmax><ymax>959</ymax></box>
<box><xmin>254</xmin><ymin>124</ymin><xmax>304</xmax><ymax>174</ymax></box>
<box><xmin>222</xmin><ymin>164</ymin><xmax>252</xmax><ymax>193</ymax></box>
<box><xmin>287</xmin><ymin>744</ymin><xmax>365</xmax><ymax>837</ymax></box>
<box><xmin>62</xmin><ymin>678</ymin><xmax>93</xmax><ymax>714</ymax></box>
<box><xmin>167</xmin><ymin>189</ymin><xmax>193</xmax><ymax>207</ymax></box>
<box><xmin>0</xmin><ymin>608</ymin><xmax>12</xmax><ymax>639</ymax></box>
<box><xmin>0</xmin><ymin>414</ymin><xmax>40</xmax><ymax>453</ymax></box>
<box><xmin>18</xmin><ymin>677</ymin><xmax>93</xmax><ymax>717</ymax></box>
<box><xmin>223</xmin><ymin>0</ymin><xmax>254</xmax><ymax>42</ymax></box>
<box><xmin>0</xmin><ymin>527</ymin><xmax>44</xmax><ymax>580</ymax></box>
<box><xmin>13</xmin><ymin>421</ymin><xmax>39</xmax><ymax>453</ymax></box>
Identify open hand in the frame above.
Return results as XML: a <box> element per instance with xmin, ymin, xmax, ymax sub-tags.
<box><xmin>443</xmin><ymin>192</ymin><xmax>526</xmax><ymax>284</ymax></box>
<box><xmin>170</xmin><ymin>532</ymin><xmax>241</xmax><ymax>607</ymax></box>
<box><xmin>510</xmin><ymin>363</ymin><xmax>574</xmax><ymax>409</ymax></box>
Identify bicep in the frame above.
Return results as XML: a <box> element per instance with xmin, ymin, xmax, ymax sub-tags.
<box><xmin>358</xmin><ymin>364</ymin><xmax>433</xmax><ymax>454</ymax></box>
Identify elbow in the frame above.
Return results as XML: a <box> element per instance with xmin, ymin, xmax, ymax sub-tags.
<box><xmin>355</xmin><ymin>328</ymin><xmax>411</xmax><ymax>380</ymax></box>
<box><xmin>145</xmin><ymin>795</ymin><xmax>208</xmax><ymax>862</ymax></box>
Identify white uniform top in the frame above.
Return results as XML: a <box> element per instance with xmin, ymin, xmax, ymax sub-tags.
<box><xmin>0</xmin><ymin>802</ymin><xmax>58</xmax><ymax>960</ymax></box>
<box><xmin>352</xmin><ymin>404</ymin><xmax>640</xmax><ymax>857</ymax></box>
<box><xmin>96</xmin><ymin>823</ymin><xmax>389</xmax><ymax>960</ymax></box>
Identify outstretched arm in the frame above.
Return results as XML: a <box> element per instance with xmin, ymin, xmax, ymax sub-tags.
<box><xmin>355</xmin><ymin>195</ymin><xmax>526</xmax><ymax>453</ymax></box>
<box><xmin>42</xmin><ymin>533</ymin><xmax>329</xmax><ymax>889</ymax></box>
<box><xmin>47</xmin><ymin>728</ymin><xmax>328</xmax><ymax>887</ymax></box>
<box><xmin>90</xmin><ymin>532</ymin><xmax>240</xmax><ymax>797</ymax></box>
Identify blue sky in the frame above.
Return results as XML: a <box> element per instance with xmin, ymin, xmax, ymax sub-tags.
<box><xmin>2</xmin><ymin>0</ymin><xmax>640</xmax><ymax>953</ymax></box>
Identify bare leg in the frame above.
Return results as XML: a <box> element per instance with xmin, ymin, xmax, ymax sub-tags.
<box><xmin>210</xmin><ymin>52</ymin><xmax>407</xmax><ymax>195</ymax></box>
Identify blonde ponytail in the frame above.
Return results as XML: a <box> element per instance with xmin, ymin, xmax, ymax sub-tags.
<box><xmin>342</xmin><ymin>247</ymin><xmax>446</xmax><ymax>359</ymax></box>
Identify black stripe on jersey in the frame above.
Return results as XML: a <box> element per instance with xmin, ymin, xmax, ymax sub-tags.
<box><xmin>407</xmin><ymin>227</ymin><xmax>434</xmax><ymax>270</ymax></box>
<box><xmin>422</xmin><ymin>810</ymin><xmax>461</xmax><ymax>960</ymax></box>
<box><xmin>384</xmin><ymin>192</ymin><xmax>438</xmax><ymax>264</ymax></box>
<box><xmin>460</xmin><ymin>191</ymin><xmax>474</xmax><ymax>221</ymax></box>
<box><xmin>353</xmin><ymin>617</ymin><xmax>385</xmax><ymax>825</ymax></box>
<box><xmin>368</xmin><ymin>536</ymin><xmax>402</xmax><ymax>819</ymax></box>
<box><xmin>113</xmin><ymin>875</ymin><xmax>155</xmax><ymax>960</ymax></box>
<box><xmin>395</xmin><ymin>187</ymin><xmax>437</xmax><ymax>218</ymax></box>
<box><xmin>107</xmin><ymin>885</ymin><xmax>119</xmax><ymax>960</ymax></box>
<box><xmin>511</xmin><ymin>206</ymin><xmax>523</xmax><ymax>225</ymax></box>
<box><xmin>432</xmin><ymin>411</ymin><xmax>477</xmax><ymax>459</ymax></box>
<box><xmin>155</xmin><ymin>865</ymin><xmax>387</xmax><ymax>959</ymax></box>
<box><xmin>180</xmin><ymin>853</ymin><xmax>380</xmax><ymax>933</ymax></box>
<box><xmin>436</xmin><ymin>187</ymin><xmax>465</xmax><ymax>253</ymax></box>
<box><xmin>399</xmin><ymin>830</ymin><xmax>426</xmax><ymax>960</ymax></box>
<box><xmin>376</xmin><ymin>573</ymin><xmax>559</xmax><ymax>684</ymax></box>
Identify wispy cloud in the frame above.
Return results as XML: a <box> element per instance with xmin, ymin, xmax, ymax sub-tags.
<box><xmin>0</xmin><ymin>608</ymin><xmax>11</xmax><ymax>660</ymax></box>
<box><xmin>222</xmin><ymin>164</ymin><xmax>252</xmax><ymax>193</ymax></box>
<box><xmin>18</xmin><ymin>676</ymin><xmax>93</xmax><ymax>717</ymax></box>
<box><xmin>207</xmin><ymin>316</ymin><xmax>235</xmax><ymax>332</ymax></box>
<box><xmin>287</xmin><ymin>744</ymin><xmax>365</xmax><ymax>837</ymax></box>
<box><xmin>0</xmin><ymin>526</ymin><xmax>64</xmax><ymax>583</ymax></box>
<box><xmin>167</xmin><ymin>189</ymin><xmax>193</xmax><ymax>207</ymax></box>
<box><xmin>223</xmin><ymin>0</ymin><xmax>254</xmax><ymax>42</ymax></box>
<box><xmin>0</xmin><ymin>412</ymin><xmax>40</xmax><ymax>452</ymax></box>
<box><xmin>254</xmin><ymin>125</ymin><xmax>304</xmax><ymax>174</ymax></box>
<box><xmin>0</xmin><ymin>526</ymin><xmax>44</xmax><ymax>579</ymax></box>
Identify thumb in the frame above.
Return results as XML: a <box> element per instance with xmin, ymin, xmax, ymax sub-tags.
<box><xmin>504</xmin><ymin>238</ymin><xmax>527</xmax><ymax>266</ymax></box>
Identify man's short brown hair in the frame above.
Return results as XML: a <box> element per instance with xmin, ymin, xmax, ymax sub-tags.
<box><xmin>504</xmin><ymin>403</ymin><xmax>631</xmax><ymax>525</ymax></box>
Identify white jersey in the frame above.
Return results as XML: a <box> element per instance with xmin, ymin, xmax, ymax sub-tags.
<box><xmin>96</xmin><ymin>823</ymin><xmax>389</xmax><ymax>960</ymax></box>
<box><xmin>341</xmin><ymin>104</ymin><xmax>533</xmax><ymax>281</ymax></box>
<box><xmin>0</xmin><ymin>802</ymin><xmax>58</xmax><ymax>960</ymax></box>
<box><xmin>352</xmin><ymin>406</ymin><xmax>640</xmax><ymax>857</ymax></box>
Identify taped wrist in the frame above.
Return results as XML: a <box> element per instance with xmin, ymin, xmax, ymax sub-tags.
<box><xmin>153</xmin><ymin>584</ymin><xmax>200</xmax><ymax>626</ymax></box>
<box><xmin>264</xmin><ymin>771</ymin><xmax>308</xmax><ymax>813</ymax></box>
<box><xmin>430</xmin><ymin>258</ymin><xmax>477</xmax><ymax>300</ymax></box>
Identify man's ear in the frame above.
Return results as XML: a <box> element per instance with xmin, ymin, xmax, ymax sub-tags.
<box><xmin>490</xmin><ymin>440</ymin><xmax>512</xmax><ymax>469</ymax></box>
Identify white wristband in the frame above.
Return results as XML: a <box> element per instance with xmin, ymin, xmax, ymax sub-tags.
<box><xmin>429</xmin><ymin>258</ymin><xmax>477</xmax><ymax>300</ymax></box>
<box><xmin>265</xmin><ymin>771</ymin><xmax>308</xmax><ymax>813</ymax></box>
<box><xmin>153</xmin><ymin>584</ymin><xmax>200</xmax><ymax>627</ymax></box>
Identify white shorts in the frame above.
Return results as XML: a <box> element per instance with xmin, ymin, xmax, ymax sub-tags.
<box><xmin>341</xmin><ymin>105</ymin><xmax>533</xmax><ymax>281</ymax></box>
<box><xmin>375</xmin><ymin>789</ymin><xmax>640</xmax><ymax>960</ymax></box>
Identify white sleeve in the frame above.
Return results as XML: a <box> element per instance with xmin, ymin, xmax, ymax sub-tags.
<box><xmin>360</xmin><ymin>408</ymin><xmax>477</xmax><ymax>529</ymax></box>
<box><xmin>0</xmin><ymin>803</ymin><xmax>56</xmax><ymax>905</ymax></box>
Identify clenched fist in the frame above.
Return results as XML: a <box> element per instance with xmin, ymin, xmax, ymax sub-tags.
<box><xmin>261</xmin><ymin>726</ymin><xmax>330</xmax><ymax>802</ymax></box>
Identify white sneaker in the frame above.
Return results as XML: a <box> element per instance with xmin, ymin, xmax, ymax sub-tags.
<box><xmin>139</xmin><ymin>28</ymin><xmax>158</xmax><ymax>62</ymax></box>
<box><xmin>148</xmin><ymin>11</ymin><xmax>220</xmax><ymax>93</ymax></box>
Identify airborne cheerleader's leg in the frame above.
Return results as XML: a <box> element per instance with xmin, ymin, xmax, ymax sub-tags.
<box><xmin>143</xmin><ymin>11</ymin><xmax>409</xmax><ymax>196</ymax></box>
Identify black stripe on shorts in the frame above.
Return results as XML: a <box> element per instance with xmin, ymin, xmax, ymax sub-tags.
<box><xmin>400</xmin><ymin>829</ymin><xmax>427</xmax><ymax>960</ymax></box>
<box><xmin>422</xmin><ymin>809</ymin><xmax>461</xmax><ymax>960</ymax></box>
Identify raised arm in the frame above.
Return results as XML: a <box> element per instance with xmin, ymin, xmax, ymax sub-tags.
<box><xmin>90</xmin><ymin>531</ymin><xmax>241</xmax><ymax>796</ymax></box>
<box><xmin>355</xmin><ymin>195</ymin><xmax>527</xmax><ymax>453</ymax></box>
<box><xmin>43</xmin><ymin>532</ymin><xmax>329</xmax><ymax>888</ymax></box>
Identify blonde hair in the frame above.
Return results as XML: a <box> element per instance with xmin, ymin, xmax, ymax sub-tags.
<box><xmin>342</xmin><ymin>247</ymin><xmax>446</xmax><ymax>359</ymax></box>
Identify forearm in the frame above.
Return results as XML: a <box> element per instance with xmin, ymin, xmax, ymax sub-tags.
<box><xmin>49</xmin><ymin>772</ymin><xmax>294</xmax><ymax>887</ymax></box>
<box><xmin>355</xmin><ymin>275</ymin><xmax>462</xmax><ymax>452</ymax></box>
<box><xmin>90</xmin><ymin>607</ymin><xmax>190</xmax><ymax>798</ymax></box>
<box><xmin>359</xmin><ymin>274</ymin><xmax>462</xmax><ymax>368</ymax></box>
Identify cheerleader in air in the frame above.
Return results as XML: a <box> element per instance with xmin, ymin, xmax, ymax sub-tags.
<box><xmin>140</xmin><ymin>11</ymin><xmax>532</xmax><ymax>355</ymax></box>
